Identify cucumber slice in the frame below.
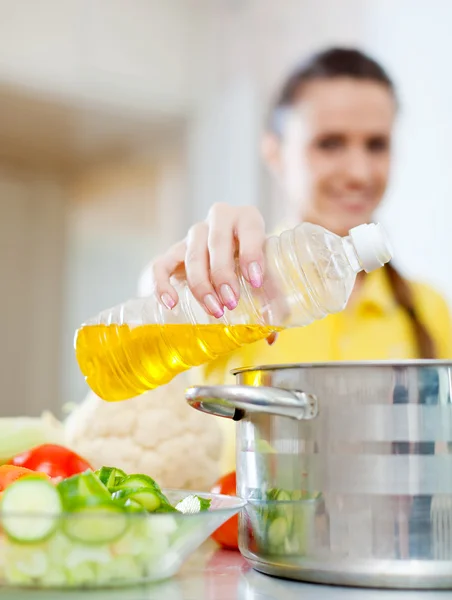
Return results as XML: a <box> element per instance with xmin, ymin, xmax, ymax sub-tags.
<box><xmin>63</xmin><ymin>504</ymin><xmax>128</xmax><ymax>545</ymax></box>
<box><xmin>267</xmin><ymin>488</ymin><xmax>291</xmax><ymax>502</ymax></box>
<box><xmin>267</xmin><ymin>516</ymin><xmax>289</xmax><ymax>549</ymax></box>
<box><xmin>292</xmin><ymin>498</ymin><xmax>318</xmax><ymax>553</ymax></box>
<box><xmin>265</xmin><ymin>489</ymin><xmax>294</xmax><ymax>541</ymax></box>
<box><xmin>123</xmin><ymin>499</ymin><xmax>147</xmax><ymax>514</ymax></box>
<box><xmin>112</xmin><ymin>474</ymin><xmax>160</xmax><ymax>492</ymax></box>
<box><xmin>112</xmin><ymin>488</ymin><xmax>166</xmax><ymax>512</ymax></box>
<box><xmin>275</xmin><ymin>490</ymin><xmax>291</xmax><ymax>502</ymax></box>
<box><xmin>266</xmin><ymin>489</ymin><xmax>278</xmax><ymax>502</ymax></box>
<box><xmin>95</xmin><ymin>467</ymin><xmax>126</xmax><ymax>489</ymax></box>
<box><xmin>0</xmin><ymin>477</ymin><xmax>62</xmax><ymax>544</ymax></box>
<box><xmin>276</xmin><ymin>493</ymin><xmax>294</xmax><ymax>533</ymax></box>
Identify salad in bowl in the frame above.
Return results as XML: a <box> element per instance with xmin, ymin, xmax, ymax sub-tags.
<box><xmin>0</xmin><ymin>446</ymin><xmax>245</xmax><ymax>588</ymax></box>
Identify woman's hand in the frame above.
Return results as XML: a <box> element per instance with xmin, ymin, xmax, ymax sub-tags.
<box><xmin>139</xmin><ymin>203</ymin><xmax>278</xmax><ymax>346</ymax></box>
<box><xmin>139</xmin><ymin>203</ymin><xmax>266</xmax><ymax>319</ymax></box>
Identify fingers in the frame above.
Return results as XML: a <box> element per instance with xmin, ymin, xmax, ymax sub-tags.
<box><xmin>142</xmin><ymin>203</ymin><xmax>268</xmax><ymax>320</ymax></box>
<box><xmin>235</xmin><ymin>206</ymin><xmax>266</xmax><ymax>287</ymax></box>
<box><xmin>184</xmin><ymin>203</ymin><xmax>266</xmax><ymax>316</ymax></box>
<box><xmin>140</xmin><ymin>240</ymin><xmax>186</xmax><ymax>308</ymax></box>
<box><xmin>207</xmin><ymin>203</ymin><xmax>240</xmax><ymax>310</ymax></box>
<box><xmin>185</xmin><ymin>222</ymin><xmax>223</xmax><ymax>318</ymax></box>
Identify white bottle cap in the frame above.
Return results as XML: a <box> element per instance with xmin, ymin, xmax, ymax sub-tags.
<box><xmin>349</xmin><ymin>223</ymin><xmax>393</xmax><ymax>273</ymax></box>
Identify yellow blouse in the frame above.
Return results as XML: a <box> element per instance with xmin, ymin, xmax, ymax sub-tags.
<box><xmin>193</xmin><ymin>268</ymin><xmax>452</xmax><ymax>474</ymax></box>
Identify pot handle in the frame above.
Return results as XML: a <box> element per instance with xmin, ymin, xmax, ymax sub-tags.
<box><xmin>185</xmin><ymin>385</ymin><xmax>318</xmax><ymax>421</ymax></box>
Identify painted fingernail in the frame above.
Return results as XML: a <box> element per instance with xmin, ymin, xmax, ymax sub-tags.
<box><xmin>248</xmin><ymin>262</ymin><xmax>263</xmax><ymax>288</ymax></box>
<box><xmin>204</xmin><ymin>294</ymin><xmax>224</xmax><ymax>318</ymax></box>
<box><xmin>161</xmin><ymin>293</ymin><xmax>175</xmax><ymax>310</ymax></box>
<box><xmin>220</xmin><ymin>284</ymin><xmax>237</xmax><ymax>310</ymax></box>
<box><xmin>266</xmin><ymin>332</ymin><xmax>278</xmax><ymax>346</ymax></box>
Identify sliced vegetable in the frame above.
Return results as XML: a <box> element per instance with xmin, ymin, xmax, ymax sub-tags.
<box><xmin>0</xmin><ymin>462</ymin><xmax>231</xmax><ymax>587</ymax></box>
<box><xmin>247</xmin><ymin>487</ymin><xmax>322</xmax><ymax>556</ymax></box>
<box><xmin>112</xmin><ymin>488</ymin><xmax>171</xmax><ymax>512</ymax></box>
<box><xmin>0</xmin><ymin>465</ymin><xmax>49</xmax><ymax>492</ymax></box>
<box><xmin>63</xmin><ymin>504</ymin><xmax>129</xmax><ymax>545</ymax></box>
<box><xmin>267</xmin><ymin>515</ymin><xmax>289</xmax><ymax>547</ymax></box>
<box><xmin>8</xmin><ymin>444</ymin><xmax>92</xmax><ymax>480</ymax></box>
<box><xmin>175</xmin><ymin>495</ymin><xmax>211</xmax><ymax>514</ymax></box>
<box><xmin>57</xmin><ymin>471</ymin><xmax>111</xmax><ymax>510</ymax></box>
<box><xmin>0</xmin><ymin>477</ymin><xmax>62</xmax><ymax>543</ymax></box>
<box><xmin>268</xmin><ymin>488</ymin><xmax>294</xmax><ymax>532</ymax></box>
<box><xmin>111</xmin><ymin>474</ymin><xmax>160</xmax><ymax>492</ymax></box>
<box><xmin>123</xmin><ymin>499</ymin><xmax>147</xmax><ymax>514</ymax></box>
<box><xmin>94</xmin><ymin>466</ymin><xmax>126</xmax><ymax>489</ymax></box>
<box><xmin>271</xmin><ymin>489</ymin><xmax>291</xmax><ymax>502</ymax></box>
<box><xmin>108</xmin><ymin>472</ymin><xmax>173</xmax><ymax>513</ymax></box>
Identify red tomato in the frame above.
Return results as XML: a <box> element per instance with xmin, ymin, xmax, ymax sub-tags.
<box><xmin>8</xmin><ymin>444</ymin><xmax>93</xmax><ymax>480</ymax></box>
<box><xmin>210</xmin><ymin>471</ymin><xmax>239</xmax><ymax>550</ymax></box>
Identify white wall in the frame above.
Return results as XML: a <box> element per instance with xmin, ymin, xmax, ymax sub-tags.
<box><xmin>0</xmin><ymin>0</ymin><xmax>203</xmax><ymax>116</ymax></box>
<box><xmin>63</xmin><ymin>136</ymin><xmax>189</xmax><ymax>405</ymax></box>
<box><xmin>188</xmin><ymin>78</ymin><xmax>260</xmax><ymax>221</ymax></box>
<box><xmin>363</xmin><ymin>0</ymin><xmax>452</xmax><ymax>301</ymax></box>
<box><xmin>0</xmin><ymin>169</ymin><xmax>66</xmax><ymax>417</ymax></box>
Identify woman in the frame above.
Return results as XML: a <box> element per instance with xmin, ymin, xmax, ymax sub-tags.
<box><xmin>141</xmin><ymin>47</ymin><xmax>452</xmax><ymax>474</ymax></box>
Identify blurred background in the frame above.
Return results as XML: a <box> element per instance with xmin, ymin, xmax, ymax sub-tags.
<box><xmin>1</xmin><ymin>0</ymin><xmax>451</xmax><ymax>417</ymax></box>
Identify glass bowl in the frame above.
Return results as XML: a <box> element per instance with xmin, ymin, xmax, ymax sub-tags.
<box><xmin>0</xmin><ymin>489</ymin><xmax>245</xmax><ymax>589</ymax></box>
<box><xmin>240</xmin><ymin>495</ymin><xmax>321</xmax><ymax>559</ymax></box>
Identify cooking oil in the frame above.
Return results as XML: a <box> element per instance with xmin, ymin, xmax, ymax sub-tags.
<box><xmin>75</xmin><ymin>323</ymin><xmax>279</xmax><ymax>401</ymax></box>
<box><xmin>75</xmin><ymin>223</ymin><xmax>392</xmax><ymax>401</ymax></box>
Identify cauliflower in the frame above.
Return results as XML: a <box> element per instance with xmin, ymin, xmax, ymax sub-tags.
<box><xmin>64</xmin><ymin>375</ymin><xmax>223</xmax><ymax>491</ymax></box>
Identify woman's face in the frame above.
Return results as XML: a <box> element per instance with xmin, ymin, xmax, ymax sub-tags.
<box><xmin>267</xmin><ymin>77</ymin><xmax>396</xmax><ymax>235</ymax></box>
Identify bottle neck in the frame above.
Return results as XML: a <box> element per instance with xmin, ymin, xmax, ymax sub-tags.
<box><xmin>342</xmin><ymin>236</ymin><xmax>363</xmax><ymax>274</ymax></box>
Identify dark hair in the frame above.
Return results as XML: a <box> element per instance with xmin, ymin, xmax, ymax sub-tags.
<box><xmin>269</xmin><ymin>47</ymin><xmax>435</xmax><ymax>359</ymax></box>
<box><xmin>269</xmin><ymin>47</ymin><xmax>396</xmax><ymax>136</ymax></box>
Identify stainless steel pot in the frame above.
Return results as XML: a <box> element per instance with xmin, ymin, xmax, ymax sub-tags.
<box><xmin>186</xmin><ymin>360</ymin><xmax>452</xmax><ymax>589</ymax></box>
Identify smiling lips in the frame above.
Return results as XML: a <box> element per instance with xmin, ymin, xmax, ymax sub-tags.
<box><xmin>330</xmin><ymin>191</ymin><xmax>375</xmax><ymax>213</ymax></box>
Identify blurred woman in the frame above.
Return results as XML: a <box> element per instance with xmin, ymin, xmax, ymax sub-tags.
<box><xmin>141</xmin><ymin>48</ymin><xmax>452</xmax><ymax>473</ymax></box>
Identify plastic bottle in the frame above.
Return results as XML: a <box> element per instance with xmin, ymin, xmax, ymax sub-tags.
<box><xmin>75</xmin><ymin>222</ymin><xmax>392</xmax><ymax>401</ymax></box>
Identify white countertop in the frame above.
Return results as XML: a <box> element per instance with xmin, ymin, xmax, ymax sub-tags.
<box><xmin>2</xmin><ymin>541</ymin><xmax>452</xmax><ymax>599</ymax></box>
